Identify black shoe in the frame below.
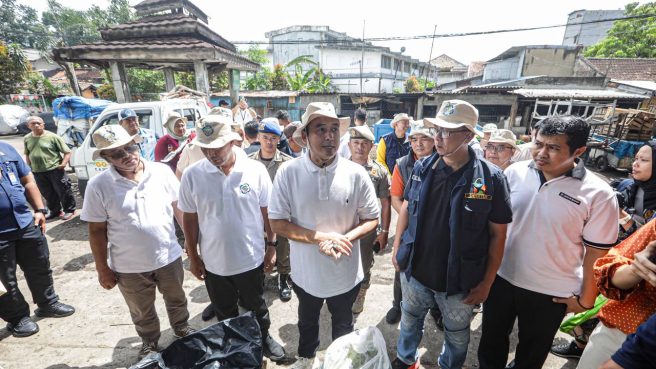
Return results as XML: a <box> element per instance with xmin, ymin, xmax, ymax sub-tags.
<box><xmin>386</xmin><ymin>306</ymin><xmax>401</xmax><ymax>324</ymax></box>
<box><xmin>550</xmin><ymin>340</ymin><xmax>585</xmax><ymax>359</ymax></box>
<box><xmin>392</xmin><ymin>358</ymin><xmax>417</xmax><ymax>369</ymax></box>
<box><xmin>201</xmin><ymin>304</ymin><xmax>215</xmax><ymax>321</ymax></box>
<box><xmin>35</xmin><ymin>302</ymin><xmax>75</xmax><ymax>318</ymax></box>
<box><xmin>279</xmin><ymin>273</ymin><xmax>292</xmax><ymax>302</ymax></box>
<box><xmin>6</xmin><ymin>317</ymin><xmax>39</xmax><ymax>337</ymax></box>
<box><xmin>262</xmin><ymin>334</ymin><xmax>286</xmax><ymax>362</ymax></box>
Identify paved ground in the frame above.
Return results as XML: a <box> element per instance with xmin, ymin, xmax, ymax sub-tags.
<box><xmin>0</xmin><ymin>134</ymin><xmax>621</xmax><ymax>369</ymax></box>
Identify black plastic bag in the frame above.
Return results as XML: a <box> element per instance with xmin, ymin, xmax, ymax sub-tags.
<box><xmin>130</xmin><ymin>312</ymin><xmax>263</xmax><ymax>369</ymax></box>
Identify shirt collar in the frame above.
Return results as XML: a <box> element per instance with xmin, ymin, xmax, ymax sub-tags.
<box><xmin>528</xmin><ymin>158</ymin><xmax>586</xmax><ymax>180</ymax></box>
<box><xmin>203</xmin><ymin>147</ymin><xmax>246</xmax><ymax>175</ymax></box>
<box><xmin>303</xmin><ymin>152</ymin><xmax>340</xmax><ymax>173</ymax></box>
<box><xmin>109</xmin><ymin>159</ymin><xmax>151</xmax><ymax>182</ymax></box>
<box><xmin>257</xmin><ymin>149</ymin><xmax>284</xmax><ymax>162</ymax></box>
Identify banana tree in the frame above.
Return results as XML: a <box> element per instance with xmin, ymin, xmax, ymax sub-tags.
<box><xmin>285</xmin><ymin>55</ymin><xmax>318</xmax><ymax>91</ymax></box>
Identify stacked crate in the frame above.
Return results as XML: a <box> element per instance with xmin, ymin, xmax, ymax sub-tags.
<box><xmin>597</xmin><ymin>108</ymin><xmax>655</xmax><ymax>141</ymax></box>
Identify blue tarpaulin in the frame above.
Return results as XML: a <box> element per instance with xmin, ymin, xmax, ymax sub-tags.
<box><xmin>52</xmin><ymin>96</ymin><xmax>111</xmax><ymax>121</ymax></box>
<box><xmin>591</xmin><ymin>134</ymin><xmax>647</xmax><ymax>159</ymax></box>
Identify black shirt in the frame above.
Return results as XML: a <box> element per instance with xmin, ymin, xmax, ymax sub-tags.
<box><xmin>412</xmin><ymin>159</ymin><xmax>472</xmax><ymax>292</ymax></box>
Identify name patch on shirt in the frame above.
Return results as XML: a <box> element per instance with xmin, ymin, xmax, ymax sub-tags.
<box><xmin>465</xmin><ymin>193</ymin><xmax>492</xmax><ymax>200</ymax></box>
<box><xmin>559</xmin><ymin>192</ymin><xmax>581</xmax><ymax>205</ymax></box>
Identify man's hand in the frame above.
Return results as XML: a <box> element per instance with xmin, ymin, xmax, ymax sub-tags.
<box><xmin>553</xmin><ymin>295</ymin><xmax>589</xmax><ymax>314</ymax></box>
<box><xmin>629</xmin><ymin>240</ymin><xmax>656</xmax><ymax>286</ymax></box>
<box><xmin>34</xmin><ymin>212</ymin><xmax>46</xmax><ymax>233</ymax></box>
<box><xmin>97</xmin><ymin>266</ymin><xmax>117</xmax><ymax>290</ymax></box>
<box><xmin>319</xmin><ymin>240</ymin><xmax>343</xmax><ymax>260</ymax></box>
<box><xmin>317</xmin><ymin>232</ymin><xmax>353</xmax><ymax>256</ymax></box>
<box><xmin>57</xmin><ymin>163</ymin><xmax>67</xmax><ymax>171</ymax></box>
<box><xmin>188</xmin><ymin>255</ymin><xmax>206</xmax><ymax>280</ymax></box>
<box><xmin>375</xmin><ymin>232</ymin><xmax>389</xmax><ymax>251</ymax></box>
<box><xmin>463</xmin><ymin>280</ymin><xmax>493</xmax><ymax>305</ymax></box>
<box><xmin>264</xmin><ymin>246</ymin><xmax>277</xmax><ymax>272</ymax></box>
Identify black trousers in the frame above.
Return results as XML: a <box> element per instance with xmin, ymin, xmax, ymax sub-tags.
<box><xmin>34</xmin><ymin>168</ymin><xmax>76</xmax><ymax>214</ymax></box>
<box><xmin>204</xmin><ymin>264</ymin><xmax>270</xmax><ymax>337</ymax></box>
<box><xmin>0</xmin><ymin>225</ymin><xmax>58</xmax><ymax>325</ymax></box>
<box><xmin>478</xmin><ymin>276</ymin><xmax>567</xmax><ymax>369</ymax></box>
<box><xmin>293</xmin><ymin>282</ymin><xmax>360</xmax><ymax>358</ymax></box>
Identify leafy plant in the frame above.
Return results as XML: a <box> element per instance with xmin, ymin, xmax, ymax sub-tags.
<box><xmin>271</xmin><ymin>64</ymin><xmax>288</xmax><ymax>90</ymax></box>
<box><xmin>26</xmin><ymin>72</ymin><xmax>61</xmax><ymax>96</ymax></box>
<box><xmin>0</xmin><ymin>41</ymin><xmax>30</xmax><ymax>95</ymax></box>
<box><xmin>307</xmin><ymin>68</ymin><xmax>335</xmax><ymax>93</ymax></box>
<box><xmin>96</xmin><ymin>83</ymin><xmax>116</xmax><ymax>101</ymax></box>
<box><xmin>404</xmin><ymin>76</ymin><xmax>422</xmax><ymax>93</ymax></box>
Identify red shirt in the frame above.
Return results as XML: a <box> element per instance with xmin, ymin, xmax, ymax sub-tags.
<box><xmin>154</xmin><ymin>133</ymin><xmax>196</xmax><ymax>172</ymax></box>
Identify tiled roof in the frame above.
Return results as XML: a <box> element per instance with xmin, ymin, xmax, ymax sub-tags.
<box><xmin>586</xmin><ymin>58</ymin><xmax>656</xmax><ymax>81</ymax></box>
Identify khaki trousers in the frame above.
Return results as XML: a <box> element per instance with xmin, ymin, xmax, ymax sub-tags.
<box><xmin>116</xmin><ymin>257</ymin><xmax>189</xmax><ymax>343</ymax></box>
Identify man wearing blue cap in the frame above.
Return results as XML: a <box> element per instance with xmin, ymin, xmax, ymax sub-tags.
<box><xmin>248</xmin><ymin>119</ymin><xmax>294</xmax><ymax>301</ymax></box>
<box><xmin>118</xmin><ymin>109</ymin><xmax>157</xmax><ymax>161</ymax></box>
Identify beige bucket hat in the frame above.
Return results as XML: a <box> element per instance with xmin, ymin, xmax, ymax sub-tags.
<box><xmin>424</xmin><ymin>99</ymin><xmax>478</xmax><ymax>133</ymax></box>
<box><xmin>488</xmin><ymin>129</ymin><xmax>518</xmax><ymax>150</ymax></box>
<box><xmin>92</xmin><ymin>125</ymin><xmax>143</xmax><ymax>160</ymax></box>
<box><xmin>390</xmin><ymin>113</ymin><xmax>411</xmax><ymax>128</ymax></box>
<box><xmin>348</xmin><ymin>126</ymin><xmax>375</xmax><ymax>142</ymax></box>
<box><xmin>407</xmin><ymin>120</ymin><xmax>435</xmax><ymax>139</ymax></box>
<box><xmin>193</xmin><ymin>114</ymin><xmax>242</xmax><ymax>149</ymax></box>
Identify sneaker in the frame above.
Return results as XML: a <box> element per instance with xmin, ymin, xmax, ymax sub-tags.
<box><xmin>291</xmin><ymin>357</ymin><xmax>317</xmax><ymax>369</ymax></box>
<box><xmin>473</xmin><ymin>303</ymin><xmax>483</xmax><ymax>314</ymax></box>
<box><xmin>352</xmin><ymin>287</ymin><xmax>367</xmax><ymax>314</ymax></box>
<box><xmin>429</xmin><ymin>307</ymin><xmax>444</xmax><ymax>331</ymax></box>
<box><xmin>173</xmin><ymin>325</ymin><xmax>196</xmax><ymax>338</ymax></box>
<box><xmin>6</xmin><ymin>317</ymin><xmax>39</xmax><ymax>338</ymax></box>
<box><xmin>201</xmin><ymin>304</ymin><xmax>215</xmax><ymax>321</ymax></box>
<box><xmin>262</xmin><ymin>334</ymin><xmax>286</xmax><ymax>362</ymax></box>
<box><xmin>61</xmin><ymin>211</ymin><xmax>75</xmax><ymax>220</ymax></box>
<box><xmin>386</xmin><ymin>306</ymin><xmax>401</xmax><ymax>324</ymax></box>
<box><xmin>550</xmin><ymin>340</ymin><xmax>585</xmax><ymax>359</ymax></box>
<box><xmin>35</xmin><ymin>301</ymin><xmax>75</xmax><ymax>318</ymax></box>
<box><xmin>46</xmin><ymin>211</ymin><xmax>64</xmax><ymax>220</ymax></box>
<box><xmin>138</xmin><ymin>341</ymin><xmax>158</xmax><ymax>359</ymax></box>
<box><xmin>279</xmin><ymin>273</ymin><xmax>292</xmax><ymax>302</ymax></box>
<box><xmin>392</xmin><ymin>358</ymin><xmax>419</xmax><ymax>369</ymax></box>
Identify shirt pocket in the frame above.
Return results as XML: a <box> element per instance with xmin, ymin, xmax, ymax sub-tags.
<box><xmin>462</xmin><ymin>199</ymin><xmax>491</xmax><ymax>230</ymax></box>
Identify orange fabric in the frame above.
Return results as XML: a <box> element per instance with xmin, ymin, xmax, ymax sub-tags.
<box><xmin>390</xmin><ymin>166</ymin><xmax>405</xmax><ymax>197</ymax></box>
<box><xmin>595</xmin><ymin>219</ymin><xmax>656</xmax><ymax>334</ymax></box>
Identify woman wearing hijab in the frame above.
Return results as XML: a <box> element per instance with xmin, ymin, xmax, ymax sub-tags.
<box><xmin>155</xmin><ymin>113</ymin><xmax>196</xmax><ymax>172</ymax></box>
<box><xmin>550</xmin><ymin>143</ymin><xmax>656</xmax><ymax>360</ymax></box>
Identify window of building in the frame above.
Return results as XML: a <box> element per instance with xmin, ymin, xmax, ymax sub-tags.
<box><xmin>381</xmin><ymin>55</ymin><xmax>391</xmax><ymax>69</ymax></box>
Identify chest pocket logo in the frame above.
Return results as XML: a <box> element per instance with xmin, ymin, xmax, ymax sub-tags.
<box><xmin>239</xmin><ymin>183</ymin><xmax>251</xmax><ymax>194</ymax></box>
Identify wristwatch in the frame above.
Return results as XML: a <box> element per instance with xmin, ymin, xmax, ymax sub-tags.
<box><xmin>266</xmin><ymin>241</ymin><xmax>278</xmax><ymax>248</ymax></box>
<box><xmin>36</xmin><ymin>208</ymin><xmax>48</xmax><ymax>214</ymax></box>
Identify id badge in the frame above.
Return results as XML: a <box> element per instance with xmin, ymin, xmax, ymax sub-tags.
<box><xmin>7</xmin><ymin>170</ymin><xmax>19</xmax><ymax>185</ymax></box>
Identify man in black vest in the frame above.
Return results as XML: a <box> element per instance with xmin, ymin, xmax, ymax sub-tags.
<box><xmin>391</xmin><ymin>100</ymin><xmax>512</xmax><ymax>369</ymax></box>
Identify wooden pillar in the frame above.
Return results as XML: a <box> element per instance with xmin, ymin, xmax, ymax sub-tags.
<box><xmin>416</xmin><ymin>95</ymin><xmax>424</xmax><ymax>119</ymax></box>
<box><xmin>163</xmin><ymin>68</ymin><xmax>176</xmax><ymax>92</ymax></box>
<box><xmin>193</xmin><ymin>61</ymin><xmax>210</xmax><ymax>97</ymax></box>
<box><xmin>229</xmin><ymin>69</ymin><xmax>240</xmax><ymax>105</ymax></box>
<box><xmin>508</xmin><ymin>98</ymin><xmax>519</xmax><ymax>129</ymax></box>
<box><xmin>61</xmin><ymin>62</ymin><xmax>81</xmax><ymax>96</ymax></box>
<box><xmin>109</xmin><ymin>61</ymin><xmax>130</xmax><ymax>103</ymax></box>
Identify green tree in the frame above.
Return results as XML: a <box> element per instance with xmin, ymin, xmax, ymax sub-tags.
<box><xmin>26</xmin><ymin>72</ymin><xmax>61</xmax><ymax>96</ymax></box>
<box><xmin>240</xmin><ymin>45</ymin><xmax>269</xmax><ymax>65</ymax></box>
<box><xmin>127</xmin><ymin>69</ymin><xmax>165</xmax><ymax>94</ymax></box>
<box><xmin>0</xmin><ymin>42</ymin><xmax>30</xmax><ymax>95</ymax></box>
<box><xmin>96</xmin><ymin>83</ymin><xmax>116</xmax><ymax>101</ymax></box>
<box><xmin>245</xmin><ymin>68</ymin><xmax>273</xmax><ymax>90</ymax></box>
<box><xmin>404</xmin><ymin>76</ymin><xmax>421</xmax><ymax>93</ymax></box>
<box><xmin>211</xmin><ymin>71</ymin><xmax>229</xmax><ymax>91</ymax></box>
<box><xmin>307</xmin><ymin>68</ymin><xmax>335</xmax><ymax>93</ymax></box>
<box><xmin>285</xmin><ymin>55</ymin><xmax>318</xmax><ymax>91</ymax></box>
<box><xmin>585</xmin><ymin>2</ymin><xmax>656</xmax><ymax>58</ymax></box>
<box><xmin>270</xmin><ymin>64</ymin><xmax>288</xmax><ymax>90</ymax></box>
<box><xmin>0</xmin><ymin>0</ymin><xmax>54</xmax><ymax>51</ymax></box>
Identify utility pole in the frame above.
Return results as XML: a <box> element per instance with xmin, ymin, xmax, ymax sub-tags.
<box><xmin>360</xmin><ymin>20</ymin><xmax>365</xmax><ymax>98</ymax></box>
<box><xmin>424</xmin><ymin>25</ymin><xmax>437</xmax><ymax>91</ymax></box>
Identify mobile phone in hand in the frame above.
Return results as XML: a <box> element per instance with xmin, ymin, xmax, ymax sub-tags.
<box><xmin>373</xmin><ymin>241</ymin><xmax>381</xmax><ymax>254</ymax></box>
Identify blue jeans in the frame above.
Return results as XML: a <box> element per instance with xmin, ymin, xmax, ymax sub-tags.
<box><xmin>397</xmin><ymin>275</ymin><xmax>474</xmax><ymax>369</ymax></box>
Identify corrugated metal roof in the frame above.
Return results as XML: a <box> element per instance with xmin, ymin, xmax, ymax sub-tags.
<box><xmin>211</xmin><ymin>90</ymin><xmax>299</xmax><ymax>98</ymax></box>
<box><xmin>512</xmin><ymin>88</ymin><xmax>646</xmax><ymax>99</ymax></box>
<box><xmin>614</xmin><ymin>80</ymin><xmax>656</xmax><ymax>91</ymax></box>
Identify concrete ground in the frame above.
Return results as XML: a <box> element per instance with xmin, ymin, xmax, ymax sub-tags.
<box><xmin>0</xmin><ymin>134</ymin><xmax>615</xmax><ymax>369</ymax></box>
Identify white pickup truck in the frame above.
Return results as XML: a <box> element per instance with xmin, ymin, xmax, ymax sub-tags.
<box><xmin>70</xmin><ymin>99</ymin><xmax>209</xmax><ymax>196</ymax></box>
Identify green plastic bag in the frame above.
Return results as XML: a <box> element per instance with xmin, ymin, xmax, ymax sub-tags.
<box><xmin>559</xmin><ymin>295</ymin><xmax>608</xmax><ymax>334</ymax></box>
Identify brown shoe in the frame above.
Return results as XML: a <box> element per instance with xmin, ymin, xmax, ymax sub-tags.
<box><xmin>173</xmin><ymin>325</ymin><xmax>197</xmax><ymax>338</ymax></box>
<box><xmin>138</xmin><ymin>340</ymin><xmax>158</xmax><ymax>359</ymax></box>
<box><xmin>351</xmin><ymin>287</ymin><xmax>368</xmax><ymax>314</ymax></box>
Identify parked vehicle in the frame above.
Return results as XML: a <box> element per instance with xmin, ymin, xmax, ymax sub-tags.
<box><xmin>70</xmin><ymin>99</ymin><xmax>209</xmax><ymax>196</ymax></box>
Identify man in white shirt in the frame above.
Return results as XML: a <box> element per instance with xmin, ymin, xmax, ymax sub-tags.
<box><xmin>269</xmin><ymin>102</ymin><xmax>380</xmax><ymax>369</ymax></box>
<box><xmin>81</xmin><ymin>125</ymin><xmax>192</xmax><ymax>360</ymax></box>
<box><xmin>338</xmin><ymin>108</ymin><xmax>368</xmax><ymax>158</ymax></box>
<box><xmin>178</xmin><ymin>115</ymin><xmax>286</xmax><ymax>363</ymax></box>
<box><xmin>478</xmin><ymin>116</ymin><xmax>619</xmax><ymax>369</ymax></box>
<box><xmin>232</xmin><ymin>98</ymin><xmax>257</xmax><ymax>125</ymax></box>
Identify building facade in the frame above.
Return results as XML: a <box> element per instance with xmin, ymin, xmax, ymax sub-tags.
<box><xmin>562</xmin><ymin>9</ymin><xmax>624</xmax><ymax>47</ymax></box>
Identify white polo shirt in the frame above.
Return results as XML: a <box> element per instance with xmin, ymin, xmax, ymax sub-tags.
<box><xmin>269</xmin><ymin>154</ymin><xmax>380</xmax><ymax>298</ymax></box>
<box><xmin>80</xmin><ymin>161</ymin><xmax>182</xmax><ymax>273</ymax></box>
<box><xmin>498</xmin><ymin>160</ymin><xmax>618</xmax><ymax>297</ymax></box>
<box><xmin>177</xmin><ymin>148</ymin><xmax>272</xmax><ymax>276</ymax></box>
<box><xmin>176</xmin><ymin>143</ymin><xmax>206</xmax><ymax>174</ymax></box>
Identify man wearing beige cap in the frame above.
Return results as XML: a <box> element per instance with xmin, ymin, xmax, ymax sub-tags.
<box><xmin>484</xmin><ymin>129</ymin><xmax>518</xmax><ymax>170</ymax></box>
<box><xmin>377</xmin><ymin>113</ymin><xmax>411</xmax><ymax>175</ymax></box>
<box><xmin>347</xmin><ymin>125</ymin><xmax>391</xmax><ymax>314</ymax></box>
<box><xmin>391</xmin><ymin>100</ymin><xmax>513</xmax><ymax>369</ymax></box>
<box><xmin>177</xmin><ymin>115</ymin><xmax>286</xmax><ymax>362</ymax></box>
<box><xmin>269</xmin><ymin>102</ymin><xmax>380</xmax><ymax>369</ymax></box>
<box><xmin>81</xmin><ymin>125</ymin><xmax>193</xmax><ymax>360</ymax></box>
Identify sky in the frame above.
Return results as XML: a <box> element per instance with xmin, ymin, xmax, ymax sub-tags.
<box><xmin>24</xmin><ymin>0</ymin><xmax>639</xmax><ymax>65</ymax></box>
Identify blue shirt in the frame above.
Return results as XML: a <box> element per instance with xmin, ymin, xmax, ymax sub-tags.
<box><xmin>612</xmin><ymin>313</ymin><xmax>656</xmax><ymax>369</ymax></box>
<box><xmin>0</xmin><ymin>142</ymin><xmax>34</xmax><ymax>233</ymax></box>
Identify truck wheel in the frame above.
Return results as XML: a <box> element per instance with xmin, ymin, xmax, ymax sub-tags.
<box><xmin>596</xmin><ymin>156</ymin><xmax>609</xmax><ymax>172</ymax></box>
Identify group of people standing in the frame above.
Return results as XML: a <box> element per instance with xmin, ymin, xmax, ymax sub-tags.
<box><xmin>2</xmin><ymin>95</ymin><xmax>656</xmax><ymax>369</ymax></box>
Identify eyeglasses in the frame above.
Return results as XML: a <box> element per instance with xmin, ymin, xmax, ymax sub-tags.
<box><xmin>485</xmin><ymin>144</ymin><xmax>511</xmax><ymax>153</ymax></box>
<box><xmin>433</xmin><ymin>128</ymin><xmax>469</xmax><ymax>138</ymax></box>
<box><xmin>103</xmin><ymin>144</ymin><xmax>140</xmax><ymax>160</ymax></box>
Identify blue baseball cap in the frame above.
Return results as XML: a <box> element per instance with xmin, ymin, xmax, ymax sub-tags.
<box><xmin>258</xmin><ymin>119</ymin><xmax>282</xmax><ymax>136</ymax></box>
<box><xmin>118</xmin><ymin>108</ymin><xmax>137</xmax><ymax>121</ymax></box>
